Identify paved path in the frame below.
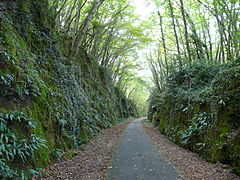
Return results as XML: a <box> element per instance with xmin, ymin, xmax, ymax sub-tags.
<box><xmin>106</xmin><ymin>118</ymin><xmax>180</xmax><ymax>180</ymax></box>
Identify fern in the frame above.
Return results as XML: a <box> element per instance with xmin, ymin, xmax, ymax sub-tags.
<box><xmin>0</xmin><ymin>111</ymin><xmax>47</xmax><ymax>179</ymax></box>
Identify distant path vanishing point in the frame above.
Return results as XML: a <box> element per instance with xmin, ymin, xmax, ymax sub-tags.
<box><xmin>106</xmin><ymin>118</ymin><xmax>180</xmax><ymax>180</ymax></box>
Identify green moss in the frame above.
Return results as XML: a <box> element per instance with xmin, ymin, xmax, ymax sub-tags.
<box><xmin>0</xmin><ymin>1</ymin><xmax>136</xmax><ymax>177</ymax></box>
<box><xmin>148</xmin><ymin>61</ymin><xmax>240</xmax><ymax>174</ymax></box>
<box><xmin>62</xmin><ymin>151</ymin><xmax>78</xmax><ymax>159</ymax></box>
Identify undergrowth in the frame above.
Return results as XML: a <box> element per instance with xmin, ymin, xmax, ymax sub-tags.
<box><xmin>0</xmin><ymin>1</ymin><xmax>137</xmax><ymax>179</ymax></box>
<box><xmin>0</xmin><ymin>111</ymin><xmax>46</xmax><ymax>179</ymax></box>
<box><xmin>148</xmin><ymin>58</ymin><xmax>240</xmax><ymax>174</ymax></box>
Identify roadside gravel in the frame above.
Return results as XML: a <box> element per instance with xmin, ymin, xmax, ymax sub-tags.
<box><xmin>37</xmin><ymin>120</ymin><xmax>130</xmax><ymax>180</ymax></box>
<box><xmin>143</xmin><ymin>121</ymin><xmax>240</xmax><ymax>180</ymax></box>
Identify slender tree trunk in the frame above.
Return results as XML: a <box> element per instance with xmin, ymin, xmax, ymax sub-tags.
<box><xmin>63</xmin><ymin>0</ymin><xmax>78</xmax><ymax>30</ymax></box>
<box><xmin>179</xmin><ymin>0</ymin><xmax>191</xmax><ymax>64</ymax></box>
<box><xmin>73</xmin><ymin>0</ymin><xmax>84</xmax><ymax>32</ymax></box>
<box><xmin>69</xmin><ymin>0</ymin><xmax>105</xmax><ymax>59</ymax></box>
<box><xmin>206</xmin><ymin>20</ymin><xmax>213</xmax><ymax>62</ymax></box>
<box><xmin>186</xmin><ymin>12</ymin><xmax>204</xmax><ymax>61</ymax></box>
<box><xmin>167</xmin><ymin>0</ymin><xmax>182</xmax><ymax>67</ymax></box>
<box><xmin>158</xmin><ymin>11</ymin><xmax>169</xmax><ymax>75</ymax></box>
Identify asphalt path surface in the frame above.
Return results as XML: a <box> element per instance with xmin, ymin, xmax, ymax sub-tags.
<box><xmin>106</xmin><ymin>118</ymin><xmax>180</xmax><ymax>180</ymax></box>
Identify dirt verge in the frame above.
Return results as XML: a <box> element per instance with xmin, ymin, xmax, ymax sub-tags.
<box><xmin>142</xmin><ymin>121</ymin><xmax>240</xmax><ymax>180</ymax></box>
<box><xmin>36</xmin><ymin>120</ymin><xmax>130</xmax><ymax>180</ymax></box>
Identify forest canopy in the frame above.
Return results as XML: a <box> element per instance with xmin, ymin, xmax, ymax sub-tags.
<box><xmin>0</xmin><ymin>0</ymin><xmax>239</xmax><ymax>178</ymax></box>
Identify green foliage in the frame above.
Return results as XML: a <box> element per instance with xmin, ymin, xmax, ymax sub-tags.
<box><xmin>0</xmin><ymin>111</ymin><xmax>36</xmax><ymax>128</ymax></box>
<box><xmin>166</xmin><ymin>61</ymin><xmax>221</xmax><ymax>100</ymax></box>
<box><xmin>0</xmin><ymin>57</ymin><xmax>46</xmax><ymax>101</ymax></box>
<box><xmin>0</xmin><ymin>111</ymin><xmax>47</xmax><ymax>179</ymax></box>
<box><xmin>52</xmin><ymin>149</ymin><xmax>64</xmax><ymax>159</ymax></box>
<box><xmin>178</xmin><ymin>112</ymin><xmax>212</xmax><ymax>146</ymax></box>
<box><xmin>148</xmin><ymin>59</ymin><xmax>240</xmax><ymax>172</ymax></box>
<box><xmin>0</xmin><ymin>74</ymin><xmax>14</xmax><ymax>97</ymax></box>
<box><xmin>61</xmin><ymin>151</ymin><xmax>78</xmax><ymax>159</ymax></box>
<box><xmin>148</xmin><ymin>0</ymin><xmax>240</xmax><ymax>174</ymax></box>
<box><xmin>0</xmin><ymin>0</ymin><xmax>139</xmax><ymax>177</ymax></box>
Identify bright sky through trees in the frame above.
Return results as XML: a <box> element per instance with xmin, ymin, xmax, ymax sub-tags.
<box><xmin>131</xmin><ymin>0</ymin><xmax>155</xmax><ymax>80</ymax></box>
<box><xmin>131</xmin><ymin>0</ymin><xmax>155</xmax><ymax>20</ymax></box>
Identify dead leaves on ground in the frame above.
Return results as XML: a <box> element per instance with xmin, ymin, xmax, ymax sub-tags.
<box><xmin>143</xmin><ymin>123</ymin><xmax>240</xmax><ymax>180</ymax></box>
<box><xmin>37</xmin><ymin>122</ymin><xmax>130</xmax><ymax>180</ymax></box>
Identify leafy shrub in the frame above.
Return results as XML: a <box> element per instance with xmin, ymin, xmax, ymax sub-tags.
<box><xmin>0</xmin><ymin>74</ymin><xmax>15</xmax><ymax>97</ymax></box>
<box><xmin>179</xmin><ymin>112</ymin><xmax>213</xmax><ymax>146</ymax></box>
<box><xmin>52</xmin><ymin>149</ymin><xmax>64</xmax><ymax>159</ymax></box>
<box><xmin>0</xmin><ymin>111</ymin><xmax>47</xmax><ymax>179</ymax></box>
<box><xmin>148</xmin><ymin>59</ymin><xmax>240</xmax><ymax>172</ymax></box>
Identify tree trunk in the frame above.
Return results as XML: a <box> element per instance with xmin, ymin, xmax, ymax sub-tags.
<box><xmin>69</xmin><ymin>0</ymin><xmax>105</xmax><ymax>59</ymax></box>
<box><xmin>158</xmin><ymin>11</ymin><xmax>169</xmax><ymax>74</ymax></box>
<box><xmin>179</xmin><ymin>0</ymin><xmax>191</xmax><ymax>64</ymax></box>
<box><xmin>167</xmin><ymin>0</ymin><xmax>182</xmax><ymax>67</ymax></box>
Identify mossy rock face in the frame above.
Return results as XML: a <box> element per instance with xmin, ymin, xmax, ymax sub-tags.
<box><xmin>148</xmin><ymin>61</ymin><xmax>240</xmax><ymax>174</ymax></box>
<box><xmin>0</xmin><ymin>0</ymin><xmax>136</xmax><ymax>178</ymax></box>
